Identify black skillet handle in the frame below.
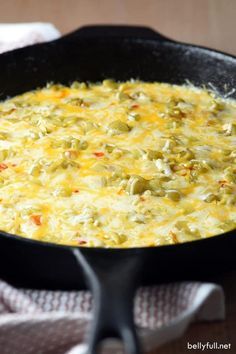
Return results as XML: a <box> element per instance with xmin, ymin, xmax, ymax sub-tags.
<box><xmin>73</xmin><ymin>249</ymin><xmax>144</xmax><ymax>354</ymax></box>
<box><xmin>64</xmin><ymin>25</ymin><xmax>174</xmax><ymax>42</ymax></box>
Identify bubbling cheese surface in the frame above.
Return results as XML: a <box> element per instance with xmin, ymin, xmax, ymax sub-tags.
<box><xmin>0</xmin><ymin>80</ymin><xmax>236</xmax><ymax>247</ymax></box>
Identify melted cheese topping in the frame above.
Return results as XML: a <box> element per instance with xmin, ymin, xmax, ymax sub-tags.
<box><xmin>0</xmin><ymin>80</ymin><xmax>236</xmax><ymax>247</ymax></box>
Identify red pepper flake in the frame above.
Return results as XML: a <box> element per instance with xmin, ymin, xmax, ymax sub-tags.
<box><xmin>117</xmin><ymin>188</ymin><xmax>124</xmax><ymax>195</ymax></box>
<box><xmin>0</xmin><ymin>163</ymin><xmax>8</xmax><ymax>172</ymax></box>
<box><xmin>169</xmin><ymin>230</ymin><xmax>179</xmax><ymax>244</ymax></box>
<box><xmin>140</xmin><ymin>196</ymin><xmax>146</xmax><ymax>202</ymax></box>
<box><xmin>94</xmin><ymin>152</ymin><xmax>104</xmax><ymax>158</ymax></box>
<box><xmin>73</xmin><ymin>189</ymin><xmax>80</xmax><ymax>193</ymax></box>
<box><xmin>206</xmin><ymin>120</ymin><xmax>215</xmax><ymax>126</ymax></box>
<box><xmin>180</xmin><ymin>171</ymin><xmax>188</xmax><ymax>176</ymax></box>
<box><xmin>78</xmin><ymin>240</ymin><xmax>87</xmax><ymax>245</ymax></box>
<box><xmin>173</xmin><ymin>165</ymin><xmax>181</xmax><ymax>172</ymax></box>
<box><xmin>30</xmin><ymin>215</ymin><xmax>42</xmax><ymax>226</ymax></box>
<box><xmin>8</xmin><ymin>108</ymin><xmax>16</xmax><ymax>114</ymax></box>
<box><xmin>131</xmin><ymin>104</ymin><xmax>139</xmax><ymax>109</ymax></box>
<box><xmin>218</xmin><ymin>180</ymin><xmax>228</xmax><ymax>188</ymax></box>
<box><xmin>56</xmin><ymin>90</ymin><xmax>67</xmax><ymax>98</ymax></box>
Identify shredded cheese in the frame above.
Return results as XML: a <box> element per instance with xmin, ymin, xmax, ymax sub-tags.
<box><xmin>0</xmin><ymin>80</ymin><xmax>235</xmax><ymax>247</ymax></box>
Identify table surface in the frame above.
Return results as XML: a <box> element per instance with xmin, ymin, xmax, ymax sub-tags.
<box><xmin>0</xmin><ymin>1</ymin><xmax>235</xmax><ymax>353</ymax></box>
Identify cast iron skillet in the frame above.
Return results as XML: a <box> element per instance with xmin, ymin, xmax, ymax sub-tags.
<box><xmin>0</xmin><ymin>25</ymin><xmax>236</xmax><ymax>354</ymax></box>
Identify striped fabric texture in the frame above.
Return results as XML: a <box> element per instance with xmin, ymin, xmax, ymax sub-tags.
<box><xmin>0</xmin><ymin>280</ymin><xmax>224</xmax><ymax>354</ymax></box>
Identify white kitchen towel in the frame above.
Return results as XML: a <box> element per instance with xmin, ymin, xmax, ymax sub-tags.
<box><xmin>0</xmin><ymin>22</ymin><xmax>60</xmax><ymax>54</ymax></box>
<box><xmin>0</xmin><ymin>280</ymin><xmax>224</xmax><ymax>354</ymax></box>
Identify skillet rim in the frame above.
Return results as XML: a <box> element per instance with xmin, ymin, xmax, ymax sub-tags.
<box><xmin>0</xmin><ymin>224</ymin><xmax>235</xmax><ymax>253</ymax></box>
<box><xmin>1</xmin><ymin>25</ymin><xmax>236</xmax><ymax>69</ymax></box>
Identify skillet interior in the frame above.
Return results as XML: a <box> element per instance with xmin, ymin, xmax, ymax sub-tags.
<box><xmin>0</xmin><ymin>26</ymin><xmax>236</xmax><ymax>290</ymax></box>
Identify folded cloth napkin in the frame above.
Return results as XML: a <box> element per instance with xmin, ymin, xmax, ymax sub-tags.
<box><xmin>0</xmin><ymin>280</ymin><xmax>224</xmax><ymax>354</ymax></box>
<box><xmin>0</xmin><ymin>23</ymin><xmax>225</xmax><ymax>354</ymax></box>
<box><xmin>0</xmin><ymin>22</ymin><xmax>60</xmax><ymax>54</ymax></box>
